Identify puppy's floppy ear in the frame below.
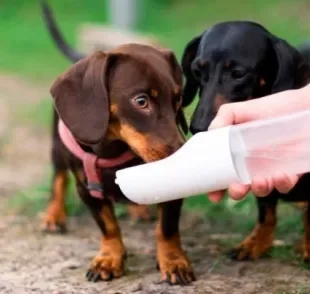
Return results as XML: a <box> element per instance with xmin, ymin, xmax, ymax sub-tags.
<box><xmin>161</xmin><ymin>49</ymin><xmax>189</xmax><ymax>134</ymax></box>
<box><xmin>160</xmin><ymin>49</ymin><xmax>183</xmax><ymax>85</ymax></box>
<box><xmin>271</xmin><ymin>38</ymin><xmax>310</xmax><ymax>93</ymax></box>
<box><xmin>50</xmin><ymin>51</ymin><xmax>116</xmax><ymax>145</ymax></box>
<box><xmin>181</xmin><ymin>34</ymin><xmax>202</xmax><ymax>107</ymax></box>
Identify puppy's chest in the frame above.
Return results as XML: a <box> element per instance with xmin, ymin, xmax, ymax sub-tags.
<box><xmin>98</xmin><ymin>157</ymin><xmax>144</xmax><ymax>203</ymax></box>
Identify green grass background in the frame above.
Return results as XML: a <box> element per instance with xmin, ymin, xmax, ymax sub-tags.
<box><xmin>3</xmin><ymin>0</ymin><xmax>310</xmax><ymax>252</ymax></box>
<box><xmin>1</xmin><ymin>0</ymin><xmax>310</xmax><ymax>80</ymax></box>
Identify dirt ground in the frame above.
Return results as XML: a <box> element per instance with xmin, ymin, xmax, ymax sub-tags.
<box><xmin>0</xmin><ymin>74</ymin><xmax>310</xmax><ymax>294</ymax></box>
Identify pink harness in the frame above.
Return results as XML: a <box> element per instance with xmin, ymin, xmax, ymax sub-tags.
<box><xmin>58</xmin><ymin>120</ymin><xmax>135</xmax><ymax>199</ymax></box>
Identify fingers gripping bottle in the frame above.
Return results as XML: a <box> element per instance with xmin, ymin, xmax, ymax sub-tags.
<box><xmin>115</xmin><ymin>110</ymin><xmax>310</xmax><ymax>205</ymax></box>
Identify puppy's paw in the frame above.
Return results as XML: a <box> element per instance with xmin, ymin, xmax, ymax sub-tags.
<box><xmin>228</xmin><ymin>225</ymin><xmax>274</xmax><ymax>261</ymax></box>
<box><xmin>157</xmin><ymin>247</ymin><xmax>195</xmax><ymax>285</ymax></box>
<box><xmin>86</xmin><ymin>251</ymin><xmax>126</xmax><ymax>282</ymax></box>
<box><xmin>303</xmin><ymin>256</ymin><xmax>310</xmax><ymax>264</ymax></box>
<box><xmin>40</xmin><ymin>203</ymin><xmax>67</xmax><ymax>234</ymax></box>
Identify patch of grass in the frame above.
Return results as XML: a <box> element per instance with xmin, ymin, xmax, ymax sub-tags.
<box><xmin>269</xmin><ymin>245</ymin><xmax>299</xmax><ymax>263</ymax></box>
<box><xmin>185</xmin><ymin>190</ymin><xmax>305</xmax><ymax>237</ymax></box>
<box><xmin>7</xmin><ymin>172</ymin><xmax>85</xmax><ymax>217</ymax></box>
<box><xmin>184</xmin><ymin>193</ymin><xmax>259</xmax><ymax>234</ymax></box>
<box><xmin>275</xmin><ymin>285</ymin><xmax>310</xmax><ymax>294</ymax></box>
<box><xmin>0</xmin><ymin>0</ymin><xmax>108</xmax><ymax>80</ymax></box>
<box><xmin>7</xmin><ymin>172</ymin><xmax>129</xmax><ymax>218</ymax></box>
<box><xmin>1</xmin><ymin>0</ymin><xmax>310</xmax><ymax>81</ymax></box>
<box><xmin>295</xmin><ymin>286</ymin><xmax>310</xmax><ymax>294</ymax></box>
<box><xmin>201</xmin><ymin>198</ymin><xmax>307</xmax><ymax>268</ymax></box>
<box><xmin>17</xmin><ymin>96</ymin><xmax>53</xmax><ymax>129</ymax></box>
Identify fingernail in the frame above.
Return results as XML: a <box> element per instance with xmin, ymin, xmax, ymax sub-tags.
<box><xmin>208</xmin><ymin>118</ymin><xmax>225</xmax><ymax>130</ymax></box>
<box><xmin>208</xmin><ymin>120</ymin><xmax>217</xmax><ymax>130</ymax></box>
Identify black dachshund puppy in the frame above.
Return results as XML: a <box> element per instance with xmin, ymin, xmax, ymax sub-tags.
<box><xmin>181</xmin><ymin>21</ymin><xmax>310</xmax><ymax>262</ymax></box>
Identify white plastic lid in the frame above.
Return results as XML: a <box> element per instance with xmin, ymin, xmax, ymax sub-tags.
<box><xmin>115</xmin><ymin>126</ymin><xmax>242</xmax><ymax>205</ymax></box>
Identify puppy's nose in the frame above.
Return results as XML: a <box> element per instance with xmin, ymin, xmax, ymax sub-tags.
<box><xmin>190</xmin><ymin>114</ymin><xmax>215</xmax><ymax>134</ymax></box>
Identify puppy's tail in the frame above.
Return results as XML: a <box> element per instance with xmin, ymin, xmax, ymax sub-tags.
<box><xmin>40</xmin><ymin>0</ymin><xmax>85</xmax><ymax>63</ymax></box>
<box><xmin>297</xmin><ymin>41</ymin><xmax>310</xmax><ymax>63</ymax></box>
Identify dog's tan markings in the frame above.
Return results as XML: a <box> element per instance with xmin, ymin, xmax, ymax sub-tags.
<box><xmin>214</xmin><ymin>94</ymin><xmax>228</xmax><ymax>112</ymax></box>
<box><xmin>225</xmin><ymin>60</ymin><xmax>232</xmax><ymax>68</ymax></box>
<box><xmin>259</xmin><ymin>78</ymin><xmax>266</xmax><ymax>86</ymax></box>
<box><xmin>118</xmin><ymin>124</ymin><xmax>168</xmax><ymax>162</ymax></box>
<box><xmin>88</xmin><ymin>205</ymin><xmax>126</xmax><ymax>280</ymax></box>
<box><xmin>230</xmin><ymin>207</ymin><xmax>276</xmax><ymax>260</ymax></box>
<box><xmin>72</xmin><ymin>168</ymin><xmax>85</xmax><ymax>184</ymax></box>
<box><xmin>173</xmin><ymin>85</ymin><xmax>183</xmax><ymax>98</ymax></box>
<box><xmin>198</xmin><ymin>60</ymin><xmax>208</xmax><ymax>68</ymax></box>
<box><xmin>110</xmin><ymin>104</ymin><xmax>118</xmax><ymax>115</ymax></box>
<box><xmin>151</xmin><ymin>89</ymin><xmax>158</xmax><ymax>98</ymax></box>
<box><xmin>156</xmin><ymin>205</ymin><xmax>195</xmax><ymax>284</ymax></box>
<box><xmin>41</xmin><ymin>171</ymin><xmax>68</xmax><ymax>233</ymax></box>
<box><xmin>119</xmin><ymin>124</ymin><xmax>148</xmax><ymax>151</ymax></box>
<box><xmin>126</xmin><ymin>204</ymin><xmax>153</xmax><ymax>222</ymax></box>
<box><xmin>109</xmin><ymin>119</ymin><xmax>177</xmax><ymax>162</ymax></box>
<box><xmin>104</xmin><ymin>121</ymin><xmax>120</xmax><ymax>141</ymax></box>
<box><xmin>296</xmin><ymin>201</ymin><xmax>307</xmax><ymax>209</ymax></box>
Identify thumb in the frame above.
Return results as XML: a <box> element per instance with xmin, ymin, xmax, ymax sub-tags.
<box><xmin>208</xmin><ymin>104</ymin><xmax>235</xmax><ymax>130</ymax></box>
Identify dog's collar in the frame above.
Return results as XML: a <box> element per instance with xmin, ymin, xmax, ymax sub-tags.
<box><xmin>58</xmin><ymin>119</ymin><xmax>135</xmax><ymax>199</ymax></box>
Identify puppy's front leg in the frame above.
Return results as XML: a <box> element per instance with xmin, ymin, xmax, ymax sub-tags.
<box><xmin>156</xmin><ymin>200</ymin><xmax>195</xmax><ymax>285</ymax></box>
<box><xmin>229</xmin><ymin>196</ymin><xmax>277</xmax><ymax>260</ymax></box>
<box><xmin>41</xmin><ymin>170</ymin><xmax>69</xmax><ymax>233</ymax></box>
<box><xmin>77</xmin><ymin>183</ymin><xmax>126</xmax><ymax>282</ymax></box>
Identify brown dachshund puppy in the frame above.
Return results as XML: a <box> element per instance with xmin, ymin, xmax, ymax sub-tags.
<box><xmin>43</xmin><ymin>44</ymin><xmax>195</xmax><ymax>285</ymax></box>
<box><xmin>40</xmin><ymin>0</ymin><xmax>158</xmax><ymax>223</ymax></box>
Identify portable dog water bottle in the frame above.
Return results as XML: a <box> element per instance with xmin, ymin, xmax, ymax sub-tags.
<box><xmin>115</xmin><ymin>110</ymin><xmax>310</xmax><ymax>205</ymax></box>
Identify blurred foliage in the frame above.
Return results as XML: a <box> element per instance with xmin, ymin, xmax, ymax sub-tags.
<box><xmin>0</xmin><ymin>0</ymin><xmax>310</xmax><ymax>80</ymax></box>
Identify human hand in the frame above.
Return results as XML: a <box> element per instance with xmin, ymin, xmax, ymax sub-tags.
<box><xmin>207</xmin><ymin>87</ymin><xmax>308</xmax><ymax>203</ymax></box>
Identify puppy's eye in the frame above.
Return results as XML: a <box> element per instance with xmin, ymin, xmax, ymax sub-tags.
<box><xmin>231</xmin><ymin>69</ymin><xmax>246</xmax><ymax>79</ymax></box>
<box><xmin>132</xmin><ymin>94</ymin><xmax>149</xmax><ymax>109</ymax></box>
